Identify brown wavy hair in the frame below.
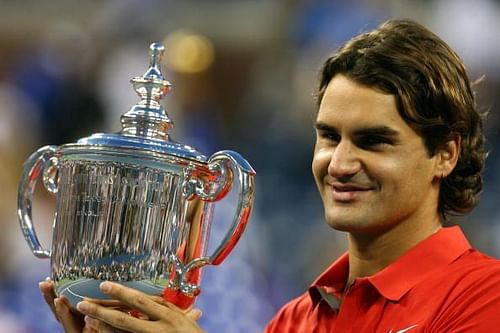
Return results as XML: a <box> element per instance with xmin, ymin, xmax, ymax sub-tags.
<box><xmin>317</xmin><ymin>18</ymin><xmax>486</xmax><ymax>219</ymax></box>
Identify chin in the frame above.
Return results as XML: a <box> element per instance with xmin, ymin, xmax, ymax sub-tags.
<box><xmin>323</xmin><ymin>209</ymin><xmax>377</xmax><ymax>233</ymax></box>
<box><xmin>324</xmin><ymin>215</ymin><xmax>363</xmax><ymax>232</ymax></box>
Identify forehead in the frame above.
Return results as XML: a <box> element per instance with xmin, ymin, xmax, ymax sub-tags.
<box><xmin>317</xmin><ymin>75</ymin><xmax>406</xmax><ymax>129</ymax></box>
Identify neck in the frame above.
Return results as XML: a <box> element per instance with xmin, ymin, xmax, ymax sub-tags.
<box><xmin>345</xmin><ymin>214</ymin><xmax>442</xmax><ymax>289</ymax></box>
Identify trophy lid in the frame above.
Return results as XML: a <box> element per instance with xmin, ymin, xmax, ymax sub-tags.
<box><xmin>72</xmin><ymin>42</ymin><xmax>207</xmax><ymax>163</ymax></box>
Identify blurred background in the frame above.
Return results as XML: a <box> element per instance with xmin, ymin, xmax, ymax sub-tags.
<box><xmin>1</xmin><ymin>0</ymin><xmax>499</xmax><ymax>332</ymax></box>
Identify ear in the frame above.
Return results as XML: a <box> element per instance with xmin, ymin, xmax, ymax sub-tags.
<box><xmin>434</xmin><ymin>135</ymin><xmax>460</xmax><ymax>178</ymax></box>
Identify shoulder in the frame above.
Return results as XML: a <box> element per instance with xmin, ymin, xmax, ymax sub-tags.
<box><xmin>450</xmin><ymin>248</ymin><xmax>500</xmax><ymax>279</ymax></box>
<box><xmin>440</xmin><ymin>249</ymin><xmax>500</xmax><ymax>296</ymax></box>
<box><xmin>264</xmin><ymin>292</ymin><xmax>313</xmax><ymax>333</ymax></box>
<box><xmin>428</xmin><ymin>249</ymin><xmax>500</xmax><ymax>331</ymax></box>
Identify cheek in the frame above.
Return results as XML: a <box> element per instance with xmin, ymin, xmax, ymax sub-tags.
<box><xmin>312</xmin><ymin>149</ymin><xmax>331</xmax><ymax>181</ymax></box>
<box><xmin>377</xmin><ymin>154</ymin><xmax>434</xmax><ymax>195</ymax></box>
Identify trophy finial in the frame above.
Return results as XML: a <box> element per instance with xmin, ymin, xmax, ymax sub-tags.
<box><xmin>120</xmin><ymin>42</ymin><xmax>173</xmax><ymax>140</ymax></box>
<box><xmin>144</xmin><ymin>42</ymin><xmax>165</xmax><ymax>80</ymax></box>
<box><xmin>150</xmin><ymin>43</ymin><xmax>164</xmax><ymax>66</ymax></box>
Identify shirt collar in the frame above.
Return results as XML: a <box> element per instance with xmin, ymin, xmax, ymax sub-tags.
<box><xmin>309</xmin><ymin>252</ymin><xmax>349</xmax><ymax>306</ymax></box>
<box><xmin>309</xmin><ymin>226</ymin><xmax>472</xmax><ymax>306</ymax></box>
<box><xmin>368</xmin><ymin>225</ymin><xmax>472</xmax><ymax>301</ymax></box>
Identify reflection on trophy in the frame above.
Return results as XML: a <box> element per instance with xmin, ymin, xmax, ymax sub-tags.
<box><xmin>17</xmin><ymin>42</ymin><xmax>256</xmax><ymax>309</ymax></box>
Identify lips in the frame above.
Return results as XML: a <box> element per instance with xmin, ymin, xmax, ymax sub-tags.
<box><xmin>330</xmin><ymin>183</ymin><xmax>373</xmax><ymax>202</ymax></box>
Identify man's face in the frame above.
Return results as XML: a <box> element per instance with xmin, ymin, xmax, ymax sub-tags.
<box><xmin>312</xmin><ymin>75</ymin><xmax>441</xmax><ymax>234</ymax></box>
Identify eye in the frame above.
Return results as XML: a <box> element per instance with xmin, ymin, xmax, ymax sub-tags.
<box><xmin>319</xmin><ymin>131</ymin><xmax>341</xmax><ymax>143</ymax></box>
<box><xmin>358</xmin><ymin>135</ymin><xmax>392</xmax><ymax>149</ymax></box>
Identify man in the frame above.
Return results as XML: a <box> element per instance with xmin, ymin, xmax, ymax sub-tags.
<box><xmin>40</xmin><ymin>18</ymin><xmax>500</xmax><ymax>332</ymax></box>
<box><xmin>265</xmin><ymin>18</ymin><xmax>500</xmax><ymax>332</ymax></box>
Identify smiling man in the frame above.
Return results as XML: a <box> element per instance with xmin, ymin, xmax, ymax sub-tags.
<box><xmin>265</xmin><ymin>19</ymin><xmax>500</xmax><ymax>332</ymax></box>
<box><xmin>41</xmin><ymin>18</ymin><xmax>500</xmax><ymax>333</ymax></box>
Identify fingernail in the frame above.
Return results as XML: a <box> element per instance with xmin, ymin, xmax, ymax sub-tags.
<box><xmin>191</xmin><ymin>308</ymin><xmax>203</xmax><ymax>320</ymax></box>
<box><xmin>54</xmin><ymin>298</ymin><xmax>66</xmax><ymax>314</ymax></box>
<box><xmin>77</xmin><ymin>301</ymin><xmax>89</xmax><ymax>312</ymax></box>
<box><xmin>84</xmin><ymin>316</ymin><xmax>98</xmax><ymax>328</ymax></box>
<box><xmin>100</xmin><ymin>281</ymin><xmax>111</xmax><ymax>293</ymax></box>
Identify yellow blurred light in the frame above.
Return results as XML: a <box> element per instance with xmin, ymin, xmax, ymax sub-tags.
<box><xmin>163</xmin><ymin>31</ymin><xmax>215</xmax><ymax>73</ymax></box>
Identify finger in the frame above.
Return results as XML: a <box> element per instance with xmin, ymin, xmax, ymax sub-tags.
<box><xmin>39</xmin><ymin>279</ymin><xmax>58</xmax><ymax>320</ymax></box>
<box><xmin>82</xmin><ymin>323</ymin><xmax>99</xmax><ymax>333</ymax></box>
<box><xmin>148</xmin><ymin>295</ymin><xmax>188</xmax><ymax>314</ymax></box>
<box><xmin>98</xmin><ymin>282</ymin><xmax>174</xmax><ymax>320</ymax></box>
<box><xmin>84</xmin><ymin>316</ymin><xmax>129</xmax><ymax>333</ymax></box>
<box><xmin>78</xmin><ymin>301</ymin><xmax>156</xmax><ymax>332</ymax></box>
<box><xmin>148</xmin><ymin>295</ymin><xmax>192</xmax><ymax>315</ymax></box>
<box><xmin>84</xmin><ymin>316</ymin><xmax>99</xmax><ymax>330</ymax></box>
<box><xmin>55</xmin><ymin>297</ymin><xmax>84</xmax><ymax>333</ymax></box>
<box><xmin>148</xmin><ymin>295</ymin><xmax>169</xmax><ymax>305</ymax></box>
<box><xmin>83</xmin><ymin>298</ymin><xmax>125</xmax><ymax>308</ymax></box>
<box><xmin>186</xmin><ymin>308</ymin><xmax>203</xmax><ymax>321</ymax></box>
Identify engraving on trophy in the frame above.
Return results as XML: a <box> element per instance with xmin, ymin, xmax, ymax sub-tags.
<box><xmin>51</xmin><ymin>160</ymin><xmax>190</xmax><ymax>288</ymax></box>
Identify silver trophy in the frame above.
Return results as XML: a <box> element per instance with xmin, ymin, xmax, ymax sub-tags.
<box><xmin>17</xmin><ymin>42</ymin><xmax>255</xmax><ymax>309</ymax></box>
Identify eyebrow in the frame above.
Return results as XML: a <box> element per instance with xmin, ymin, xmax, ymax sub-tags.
<box><xmin>314</xmin><ymin>121</ymin><xmax>337</xmax><ymax>132</ymax></box>
<box><xmin>314</xmin><ymin>121</ymin><xmax>400</xmax><ymax>137</ymax></box>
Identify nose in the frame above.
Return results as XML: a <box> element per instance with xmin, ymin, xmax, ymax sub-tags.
<box><xmin>327</xmin><ymin>140</ymin><xmax>361</xmax><ymax>179</ymax></box>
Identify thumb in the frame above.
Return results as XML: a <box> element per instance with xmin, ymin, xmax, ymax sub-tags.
<box><xmin>186</xmin><ymin>308</ymin><xmax>203</xmax><ymax>321</ymax></box>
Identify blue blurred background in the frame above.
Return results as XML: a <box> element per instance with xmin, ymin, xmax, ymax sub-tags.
<box><xmin>1</xmin><ymin>0</ymin><xmax>499</xmax><ymax>332</ymax></box>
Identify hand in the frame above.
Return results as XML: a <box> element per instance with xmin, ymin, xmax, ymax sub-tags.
<box><xmin>39</xmin><ymin>279</ymin><xmax>133</xmax><ymax>333</ymax></box>
<box><xmin>39</xmin><ymin>278</ymin><xmax>95</xmax><ymax>332</ymax></box>
<box><xmin>77</xmin><ymin>282</ymin><xmax>204</xmax><ymax>333</ymax></box>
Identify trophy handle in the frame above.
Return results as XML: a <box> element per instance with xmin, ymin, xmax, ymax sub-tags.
<box><xmin>17</xmin><ymin>145</ymin><xmax>58</xmax><ymax>259</ymax></box>
<box><xmin>205</xmin><ymin>150</ymin><xmax>256</xmax><ymax>265</ymax></box>
<box><xmin>166</xmin><ymin>150</ymin><xmax>255</xmax><ymax>305</ymax></box>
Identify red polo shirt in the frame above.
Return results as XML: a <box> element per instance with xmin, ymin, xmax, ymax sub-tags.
<box><xmin>265</xmin><ymin>226</ymin><xmax>500</xmax><ymax>332</ymax></box>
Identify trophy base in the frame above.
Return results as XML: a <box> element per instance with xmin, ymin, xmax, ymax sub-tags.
<box><xmin>56</xmin><ymin>278</ymin><xmax>166</xmax><ymax>308</ymax></box>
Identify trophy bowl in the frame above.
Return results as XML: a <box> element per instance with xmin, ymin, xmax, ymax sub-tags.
<box><xmin>17</xmin><ymin>42</ymin><xmax>255</xmax><ymax>309</ymax></box>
